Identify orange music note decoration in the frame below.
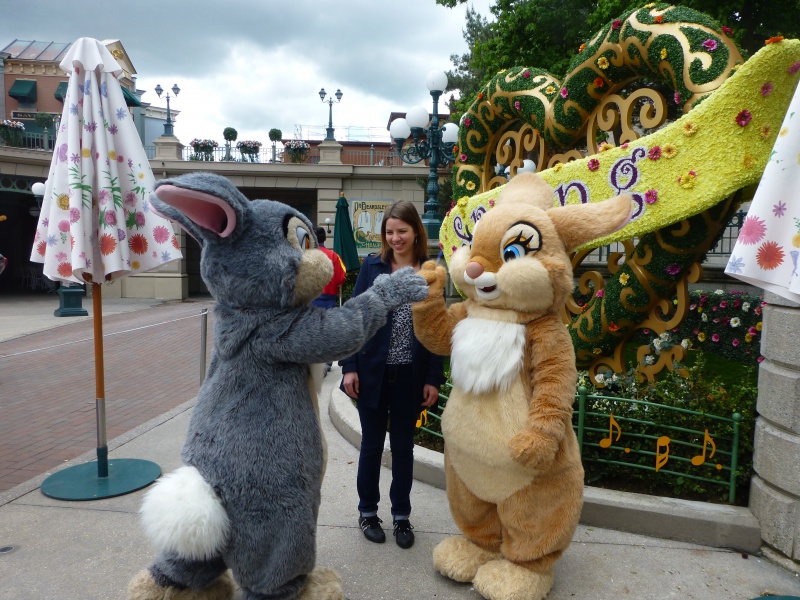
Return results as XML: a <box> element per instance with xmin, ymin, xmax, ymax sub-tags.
<box><xmin>599</xmin><ymin>414</ymin><xmax>622</xmax><ymax>449</ymax></box>
<box><xmin>691</xmin><ymin>429</ymin><xmax>717</xmax><ymax>466</ymax></box>
<box><xmin>655</xmin><ymin>436</ymin><xmax>671</xmax><ymax>472</ymax></box>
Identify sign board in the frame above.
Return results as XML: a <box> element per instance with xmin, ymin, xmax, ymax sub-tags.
<box><xmin>351</xmin><ymin>199</ymin><xmax>390</xmax><ymax>254</ymax></box>
<box><xmin>11</xmin><ymin>111</ymin><xmax>59</xmax><ymax>121</ymax></box>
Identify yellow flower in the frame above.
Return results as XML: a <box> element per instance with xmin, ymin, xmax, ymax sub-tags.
<box><xmin>466</xmin><ymin>181</ymin><xmax>476</xmax><ymax>191</ymax></box>
<box><xmin>597</xmin><ymin>57</ymin><xmax>609</xmax><ymax>70</ymax></box>
<box><xmin>698</xmin><ymin>332</ymin><xmax>706</xmax><ymax>342</ymax></box>
<box><xmin>619</xmin><ymin>273</ymin><xmax>629</xmax><ymax>284</ymax></box>
<box><xmin>756</xmin><ymin>322</ymin><xmax>762</xmax><ymax>331</ymax></box>
<box><xmin>0</xmin><ymin>215</ymin><xmax>5</xmax><ymax>221</ymax></box>
<box><xmin>678</xmin><ymin>171</ymin><xmax>697</xmax><ymax>189</ymax></box>
<box><xmin>108</xmin><ymin>150</ymin><xmax>116</xmax><ymax>160</ymax></box>
<box><xmin>760</xmin><ymin>125</ymin><xmax>771</xmax><ymax>139</ymax></box>
<box><xmin>138</xmin><ymin>171</ymin><xmax>145</xmax><ymax>180</ymax></box>
<box><xmin>553</xmin><ymin>163</ymin><xmax>563</xmax><ymax>172</ymax></box>
<box><xmin>81</xmin><ymin>148</ymin><xmax>91</xmax><ymax>158</ymax></box>
<box><xmin>745</xmin><ymin>333</ymin><xmax>753</xmax><ymax>343</ymax></box>
<box><xmin>546</xmin><ymin>85</ymin><xmax>556</xmax><ymax>95</ymax></box>
<box><xmin>697</xmin><ymin>307</ymin><xmax>703</xmax><ymax>313</ymax></box>
<box><xmin>780</xmin><ymin>127</ymin><xmax>789</xmax><ymax>137</ymax></box>
<box><xmin>662</xmin><ymin>144</ymin><xmax>677</xmax><ymax>158</ymax></box>
<box><xmin>598</xmin><ymin>142</ymin><xmax>613</xmax><ymax>152</ymax></box>
<box><xmin>593</xmin><ymin>348</ymin><xmax>602</xmax><ymax>354</ymax></box>
<box><xmin>682</xmin><ymin>121</ymin><xmax>698</xmax><ymax>136</ymax></box>
<box><xmin>56</xmin><ymin>193</ymin><xmax>70</xmax><ymax>210</ymax></box>
<box><xmin>742</xmin><ymin>154</ymin><xmax>755</xmax><ymax>168</ymax></box>
<box><xmin>131</xmin><ymin>260</ymin><xmax>141</xmax><ymax>270</ymax></box>
<box><xmin>660</xmin><ymin>48</ymin><xmax>668</xmax><ymax>60</ymax></box>
<box><xmin>457</xmin><ymin>196</ymin><xmax>470</xmax><ymax>207</ymax></box>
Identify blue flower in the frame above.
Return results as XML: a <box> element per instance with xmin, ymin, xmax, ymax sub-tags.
<box><xmin>161</xmin><ymin>251</ymin><xmax>172</xmax><ymax>262</ymax></box>
<box><xmin>116</xmin><ymin>107</ymin><xmax>127</xmax><ymax>120</ymax></box>
<box><xmin>100</xmin><ymin>82</ymin><xmax>107</xmax><ymax>98</ymax></box>
<box><xmin>83</xmin><ymin>81</ymin><xmax>91</xmax><ymax>94</ymax></box>
<box><xmin>70</xmin><ymin>103</ymin><xmax>79</xmax><ymax>115</ymax></box>
<box><xmin>727</xmin><ymin>255</ymin><xmax>745</xmax><ymax>274</ymax></box>
<box><xmin>47</xmin><ymin>235</ymin><xmax>58</xmax><ymax>246</ymax></box>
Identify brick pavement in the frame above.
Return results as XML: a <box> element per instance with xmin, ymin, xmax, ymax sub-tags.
<box><xmin>0</xmin><ymin>299</ymin><xmax>215</xmax><ymax>492</ymax></box>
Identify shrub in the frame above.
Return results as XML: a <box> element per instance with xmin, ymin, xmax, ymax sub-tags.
<box><xmin>223</xmin><ymin>127</ymin><xmax>238</xmax><ymax>142</ymax></box>
<box><xmin>269</xmin><ymin>128</ymin><xmax>282</xmax><ymax>142</ymax></box>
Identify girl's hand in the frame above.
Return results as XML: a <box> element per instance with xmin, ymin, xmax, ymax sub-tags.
<box><xmin>343</xmin><ymin>371</ymin><xmax>359</xmax><ymax>399</ymax></box>
<box><xmin>421</xmin><ymin>384</ymin><xmax>439</xmax><ymax>407</ymax></box>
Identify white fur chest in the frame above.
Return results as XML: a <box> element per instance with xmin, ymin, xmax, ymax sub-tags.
<box><xmin>450</xmin><ymin>317</ymin><xmax>526</xmax><ymax>395</ymax></box>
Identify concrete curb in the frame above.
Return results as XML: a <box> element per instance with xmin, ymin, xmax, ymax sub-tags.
<box><xmin>328</xmin><ymin>387</ymin><xmax>762</xmax><ymax>554</ymax></box>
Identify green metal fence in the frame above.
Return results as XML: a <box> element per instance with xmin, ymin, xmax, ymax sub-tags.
<box><xmin>418</xmin><ymin>383</ymin><xmax>742</xmax><ymax>503</ymax></box>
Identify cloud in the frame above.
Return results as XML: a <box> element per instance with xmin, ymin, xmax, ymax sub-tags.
<box><xmin>6</xmin><ymin>0</ymin><xmax>494</xmax><ymax>145</ymax></box>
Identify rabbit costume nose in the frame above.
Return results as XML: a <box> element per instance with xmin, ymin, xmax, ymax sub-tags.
<box><xmin>465</xmin><ymin>261</ymin><xmax>484</xmax><ymax>279</ymax></box>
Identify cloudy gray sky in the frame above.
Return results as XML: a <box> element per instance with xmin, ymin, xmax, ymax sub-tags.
<box><xmin>7</xmin><ymin>0</ymin><xmax>493</xmax><ymax>145</ymax></box>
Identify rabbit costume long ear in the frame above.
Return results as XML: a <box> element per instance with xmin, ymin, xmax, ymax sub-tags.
<box><xmin>152</xmin><ymin>173</ymin><xmax>251</xmax><ymax>243</ymax></box>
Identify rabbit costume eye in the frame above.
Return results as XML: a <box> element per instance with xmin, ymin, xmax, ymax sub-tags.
<box><xmin>501</xmin><ymin>221</ymin><xmax>541</xmax><ymax>262</ymax></box>
<box><xmin>286</xmin><ymin>217</ymin><xmax>315</xmax><ymax>252</ymax></box>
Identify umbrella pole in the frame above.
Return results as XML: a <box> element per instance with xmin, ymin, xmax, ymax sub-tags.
<box><xmin>92</xmin><ymin>282</ymin><xmax>109</xmax><ymax>478</ymax></box>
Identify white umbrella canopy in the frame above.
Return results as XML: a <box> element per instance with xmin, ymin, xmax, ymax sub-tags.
<box><xmin>28</xmin><ymin>38</ymin><xmax>181</xmax><ymax>500</ymax></box>
<box><xmin>30</xmin><ymin>37</ymin><xmax>180</xmax><ymax>282</ymax></box>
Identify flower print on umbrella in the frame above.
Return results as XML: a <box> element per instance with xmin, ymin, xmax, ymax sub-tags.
<box><xmin>152</xmin><ymin>225</ymin><xmax>171</xmax><ymax>244</ymax></box>
<box><xmin>738</xmin><ymin>215</ymin><xmax>767</xmax><ymax>245</ymax></box>
<box><xmin>129</xmin><ymin>234</ymin><xmax>148</xmax><ymax>254</ymax></box>
<box><xmin>756</xmin><ymin>240</ymin><xmax>785</xmax><ymax>270</ymax></box>
<box><xmin>727</xmin><ymin>255</ymin><xmax>745</xmax><ymax>274</ymax></box>
<box><xmin>773</xmin><ymin>201</ymin><xmax>787</xmax><ymax>217</ymax></box>
<box><xmin>56</xmin><ymin>143</ymin><xmax>69</xmax><ymax>163</ymax></box>
<box><xmin>115</xmin><ymin>107</ymin><xmax>127</xmax><ymax>120</ymax></box>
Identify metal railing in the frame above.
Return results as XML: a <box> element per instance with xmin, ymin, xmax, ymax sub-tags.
<box><xmin>417</xmin><ymin>383</ymin><xmax>742</xmax><ymax>503</ymax></box>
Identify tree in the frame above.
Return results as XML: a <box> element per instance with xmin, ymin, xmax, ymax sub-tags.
<box><xmin>223</xmin><ymin>127</ymin><xmax>238</xmax><ymax>142</ymax></box>
<box><xmin>269</xmin><ymin>128</ymin><xmax>282</xmax><ymax>142</ymax></box>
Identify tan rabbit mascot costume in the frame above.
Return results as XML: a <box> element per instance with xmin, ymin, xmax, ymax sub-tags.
<box><xmin>411</xmin><ymin>173</ymin><xmax>633</xmax><ymax>600</ymax></box>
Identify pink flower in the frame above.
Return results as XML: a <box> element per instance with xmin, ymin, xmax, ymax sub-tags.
<box><xmin>758</xmin><ymin>356</ymin><xmax>764</xmax><ymax>363</ymax></box>
<box><xmin>460</xmin><ymin>153</ymin><xmax>467</xmax><ymax>162</ymax></box>
<box><xmin>621</xmin><ymin>142</ymin><xmax>629</xmax><ymax>149</ymax></box>
<box><xmin>666</xmin><ymin>263</ymin><xmax>681</xmax><ymax>275</ymax></box>
<box><xmin>739</xmin><ymin>215</ymin><xmax>767</xmax><ymax>245</ymax></box>
<box><xmin>702</xmin><ymin>39</ymin><xmax>718</xmax><ymax>51</ymax></box>
<box><xmin>523</xmin><ymin>70</ymin><xmax>531</xmax><ymax>78</ymax></box>
<box><xmin>58</xmin><ymin>220</ymin><xmax>70</xmax><ymax>233</ymax></box>
<box><xmin>789</xmin><ymin>62</ymin><xmax>800</xmax><ymax>75</ymax></box>
<box><xmin>463</xmin><ymin>118</ymin><xmax>471</xmax><ymax>127</ymax></box>
<box><xmin>596</xmin><ymin>289</ymin><xmax>605</xmax><ymax>297</ymax></box>
<box><xmin>748</xmin><ymin>326</ymin><xmax>758</xmax><ymax>335</ymax></box>
<box><xmin>587</xmin><ymin>158</ymin><xmax>600</xmax><ymax>171</ymax></box>
<box><xmin>645</xmin><ymin>189</ymin><xmax>658</xmax><ymax>204</ymax></box>
<box><xmin>732</xmin><ymin>338</ymin><xmax>740</xmax><ymax>347</ymax></box>
<box><xmin>712</xmin><ymin>333</ymin><xmax>720</xmax><ymax>342</ymax></box>
<box><xmin>560</xmin><ymin>87</ymin><xmax>568</xmax><ymax>98</ymax></box>
<box><xmin>514</xmin><ymin>100</ymin><xmax>521</xmax><ymax>110</ymax></box>
<box><xmin>69</xmin><ymin>207</ymin><xmax>80</xmax><ymax>223</ymax></box>
<box><xmin>674</xmin><ymin>92</ymin><xmax>681</xmax><ymax>104</ymax></box>
<box><xmin>760</xmin><ymin>82</ymin><xmax>774</xmax><ymax>97</ymax></box>
<box><xmin>488</xmin><ymin>199</ymin><xmax>495</xmax><ymax>207</ymax></box>
<box><xmin>722</xmin><ymin>26</ymin><xmax>733</xmax><ymax>36</ymax></box>
<box><xmin>648</xmin><ymin>146</ymin><xmax>662</xmax><ymax>160</ymax></box>
<box><xmin>720</xmin><ymin>300</ymin><xmax>727</xmax><ymax>308</ymax></box>
<box><xmin>736</xmin><ymin>109</ymin><xmax>752</xmax><ymax>127</ymax></box>
<box><xmin>104</xmin><ymin>210</ymin><xmax>117</xmax><ymax>227</ymax></box>
<box><xmin>612</xmin><ymin>19</ymin><xmax>621</xmax><ymax>29</ymax></box>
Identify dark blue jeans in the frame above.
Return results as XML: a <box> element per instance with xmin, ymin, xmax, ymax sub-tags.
<box><xmin>356</xmin><ymin>363</ymin><xmax>418</xmax><ymax>519</ymax></box>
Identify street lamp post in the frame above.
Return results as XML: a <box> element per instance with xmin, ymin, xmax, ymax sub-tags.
<box><xmin>319</xmin><ymin>87</ymin><xmax>343</xmax><ymax>142</ymax></box>
<box><xmin>154</xmin><ymin>83</ymin><xmax>180</xmax><ymax>137</ymax></box>
<box><xmin>390</xmin><ymin>70</ymin><xmax>459</xmax><ymax>240</ymax></box>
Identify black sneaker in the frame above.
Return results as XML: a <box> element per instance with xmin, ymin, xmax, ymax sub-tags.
<box><xmin>393</xmin><ymin>519</ymin><xmax>414</xmax><ymax>549</ymax></box>
<box><xmin>358</xmin><ymin>515</ymin><xmax>385</xmax><ymax>543</ymax></box>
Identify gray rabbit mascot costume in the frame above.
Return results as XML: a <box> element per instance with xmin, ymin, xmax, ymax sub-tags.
<box><xmin>128</xmin><ymin>173</ymin><xmax>429</xmax><ymax>600</ymax></box>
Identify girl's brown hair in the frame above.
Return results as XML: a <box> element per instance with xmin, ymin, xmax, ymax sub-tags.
<box><xmin>380</xmin><ymin>200</ymin><xmax>428</xmax><ymax>265</ymax></box>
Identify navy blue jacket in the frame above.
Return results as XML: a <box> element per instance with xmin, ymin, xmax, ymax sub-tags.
<box><xmin>339</xmin><ymin>254</ymin><xmax>446</xmax><ymax>410</ymax></box>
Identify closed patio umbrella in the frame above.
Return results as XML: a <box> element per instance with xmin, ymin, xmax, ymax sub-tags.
<box><xmin>29</xmin><ymin>38</ymin><xmax>182</xmax><ymax>500</ymax></box>
<box><xmin>333</xmin><ymin>192</ymin><xmax>360</xmax><ymax>272</ymax></box>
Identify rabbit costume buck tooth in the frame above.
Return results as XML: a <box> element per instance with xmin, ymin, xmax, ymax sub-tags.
<box><xmin>411</xmin><ymin>172</ymin><xmax>633</xmax><ymax>600</ymax></box>
<box><xmin>128</xmin><ymin>173</ymin><xmax>428</xmax><ymax>600</ymax></box>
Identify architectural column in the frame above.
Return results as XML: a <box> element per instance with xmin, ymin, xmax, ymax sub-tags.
<box><xmin>317</xmin><ymin>140</ymin><xmax>343</xmax><ymax>165</ymax></box>
<box><xmin>750</xmin><ymin>290</ymin><xmax>800</xmax><ymax>570</ymax></box>
<box><xmin>152</xmin><ymin>135</ymin><xmax>184</xmax><ymax>160</ymax></box>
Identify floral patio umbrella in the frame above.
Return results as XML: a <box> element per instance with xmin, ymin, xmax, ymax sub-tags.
<box><xmin>725</xmin><ymin>81</ymin><xmax>800</xmax><ymax>303</ymax></box>
<box><xmin>29</xmin><ymin>38</ymin><xmax>181</xmax><ymax>500</ymax></box>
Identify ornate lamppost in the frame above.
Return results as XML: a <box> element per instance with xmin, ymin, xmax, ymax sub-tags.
<box><xmin>154</xmin><ymin>83</ymin><xmax>180</xmax><ymax>137</ymax></box>
<box><xmin>389</xmin><ymin>70</ymin><xmax>459</xmax><ymax>240</ymax></box>
<box><xmin>319</xmin><ymin>87</ymin><xmax>343</xmax><ymax>141</ymax></box>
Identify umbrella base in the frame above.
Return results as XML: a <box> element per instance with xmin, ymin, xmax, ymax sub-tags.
<box><xmin>41</xmin><ymin>458</ymin><xmax>161</xmax><ymax>501</ymax></box>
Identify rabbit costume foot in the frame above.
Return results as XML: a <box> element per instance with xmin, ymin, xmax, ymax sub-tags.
<box><xmin>433</xmin><ymin>536</ymin><xmax>501</xmax><ymax>583</ymax></box>
<box><xmin>472</xmin><ymin>560</ymin><xmax>553</xmax><ymax>600</ymax></box>
<box><xmin>127</xmin><ymin>569</ymin><xmax>235</xmax><ymax>600</ymax></box>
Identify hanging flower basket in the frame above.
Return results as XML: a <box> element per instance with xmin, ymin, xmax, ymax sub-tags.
<box><xmin>0</xmin><ymin>120</ymin><xmax>25</xmax><ymax>147</ymax></box>
<box><xmin>189</xmin><ymin>138</ymin><xmax>218</xmax><ymax>161</ymax></box>
<box><xmin>284</xmin><ymin>139</ymin><xmax>310</xmax><ymax>163</ymax></box>
<box><xmin>236</xmin><ymin>140</ymin><xmax>262</xmax><ymax>162</ymax></box>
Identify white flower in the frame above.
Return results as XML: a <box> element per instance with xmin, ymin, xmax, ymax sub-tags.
<box><xmin>611</xmin><ymin>373</ymin><xmax>618</xmax><ymax>382</ymax></box>
<box><xmin>595</xmin><ymin>373</ymin><xmax>605</xmax><ymax>384</ymax></box>
<box><xmin>660</xmin><ymin>332</ymin><xmax>670</xmax><ymax>341</ymax></box>
<box><xmin>681</xmin><ymin>338</ymin><xmax>691</xmax><ymax>349</ymax></box>
<box><xmin>730</xmin><ymin>317</ymin><xmax>741</xmax><ymax>327</ymax></box>
<box><xmin>742</xmin><ymin>302</ymin><xmax>751</xmax><ymax>312</ymax></box>
<box><xmin>653</xmin><ymin>339</ymin><xmax>663</xmax><ymax>350</ymax></box>
<box><xmin>715</xmin><ymin>289</ymin><xmax>724</xmax><ymax>295</ymax></box>
<box><xmin>645</xmin><ymin>355</ymin><xmax>656</xmax><ymax>365</ymax></box>
<box><xmin>701</xmin><ymin>313</ymin><xmax>708</xmax><ymax>322</ymax></box>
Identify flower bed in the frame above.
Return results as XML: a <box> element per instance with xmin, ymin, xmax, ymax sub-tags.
<box><xmin>0</xmin><ymin>119</ymin><xmax>25</xmax><ymax>147</ymax></box>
